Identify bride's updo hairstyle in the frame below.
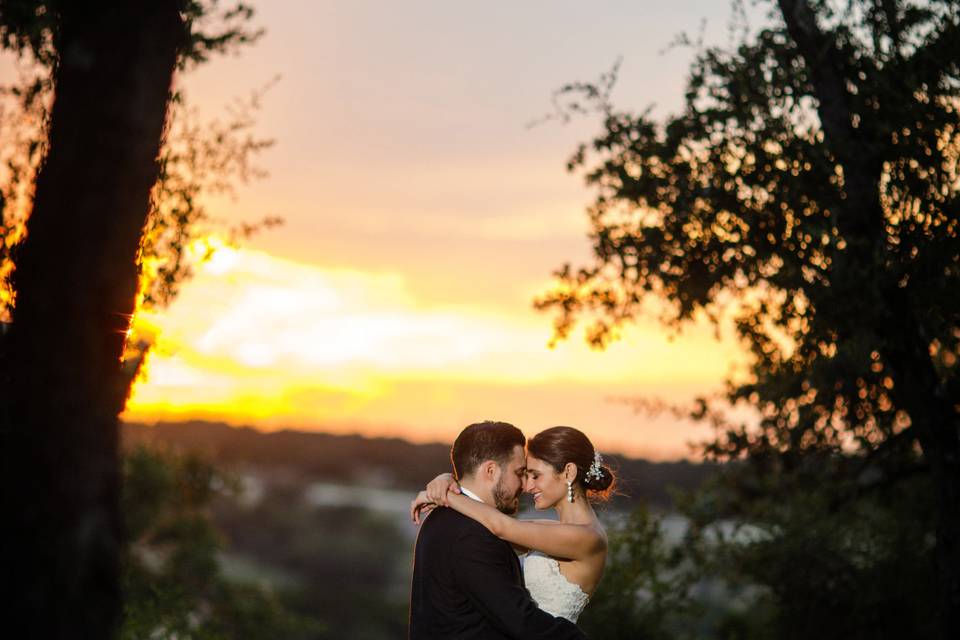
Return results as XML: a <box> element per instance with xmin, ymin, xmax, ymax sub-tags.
<box><xmin>526</xmin><ymin>426</ymin><xmax>615</xmax><ymax>499</ymax></box>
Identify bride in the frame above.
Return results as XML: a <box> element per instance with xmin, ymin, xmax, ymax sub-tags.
<box><xmin>411</xmin><ymin>426</ymin><xmax>615</xmax><ymax>623</ymax></box>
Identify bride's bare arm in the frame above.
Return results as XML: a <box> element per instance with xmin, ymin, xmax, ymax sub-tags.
<box><xmin>445</xmin><ymin>492</ymin><xmax>605</xmax><ymax>560</ymax></box>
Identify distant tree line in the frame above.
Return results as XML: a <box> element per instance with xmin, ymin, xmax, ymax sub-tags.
<box><xmin>122</xmin><ymin>420</ymin><xmax>716</xmax><ymax>509</ymax></box>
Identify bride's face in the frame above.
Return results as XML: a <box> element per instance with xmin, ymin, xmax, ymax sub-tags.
<box><xmin>524</xmin><ymin>455</ymin><xmax>566</xmax><ymax>510</ymax></box>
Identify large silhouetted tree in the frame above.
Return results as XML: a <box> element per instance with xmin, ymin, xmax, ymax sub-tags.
<box><xmin>0</xmin><ymin>1</ymin><xmax>265</xmax><ymax>637</ymax></box>
<box><xmin>538</xmin><ymin>1</ymin><xmax>959</xmax><ymax>636</ymax></box>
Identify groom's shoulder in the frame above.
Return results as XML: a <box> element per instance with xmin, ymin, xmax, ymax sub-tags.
<box><xmin>422</xmin><ymin>506</ymin><xmax>489</xmax><ymax>537</ymax></box>
<box><xmin>418</xmin><ymin>508</ymin><xmax>503</xmax><ymax>562</ymax></box>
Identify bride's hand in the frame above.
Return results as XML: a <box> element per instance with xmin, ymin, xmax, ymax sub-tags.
<box><xmin>410</xmin><ymin>490</ymin><xmax>437</xmax><ymax>525</ymax></box>
<box><xmin>425</xmin><ymin>472</ymin><xmax>460</xmax><ymax>506</ymax></box>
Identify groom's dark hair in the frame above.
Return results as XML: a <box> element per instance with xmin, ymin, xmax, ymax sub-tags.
<box><xmin>451</xmin><ymin>421</ymin><xmax>525</xmax><ymax>481</ymax></box>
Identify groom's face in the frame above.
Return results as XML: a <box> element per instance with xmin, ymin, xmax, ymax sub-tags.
<box><xmin>492</xmin><ymin>445</ymin><xmax>526</xmax><ymax>515</ymax></box>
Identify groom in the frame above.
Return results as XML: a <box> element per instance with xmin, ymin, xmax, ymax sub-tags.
<box><xmin>408</xmin><ymin>421</ymin><xmax>587</xmax><ymax>639</ymax></box>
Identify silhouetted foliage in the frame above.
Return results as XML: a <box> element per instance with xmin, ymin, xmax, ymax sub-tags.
<box><xmin>0</xmin><ymin>1</ymin><xmax>261</xmax><ymax>68</ymax></box>
<box><xmin>0</xmin><ymin>4</ymin><xmax>279</xmax><ymax>330</ymax></box>
<box><xmin>582</xmin><ymin>471</ymin><xmax>937</xmax><ymax>640</ymax></box>
<box><xmin>0</xmin><ymin>3</ymin><xmax>277</xmax><ymax>637</ymax></box>
<box><xmin>121</xmin><ymin>445</ymin><xmax>319</xmax><ymax>639</ymax></box>
<box><xmin>580</xmin><ymin>505</ymin><xmax>702</xmax><ymax>640</ymax></box>
<box><xmin>539</xmin><ymin>0</ymin><xmax>959</xmax><ymax>636</ymax></box>
<box><xmin>213</xmin><ymin>487</ymin><xmax>409</xmax><ymax>639</ymax></box>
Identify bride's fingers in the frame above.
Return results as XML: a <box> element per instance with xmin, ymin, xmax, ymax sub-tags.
<box><xmin>412</xmin><ymin>502</ymin><xmax>428</xmax><ymax>524</ymax></box>
<box><xmin>425</xmin><ymin>473</ymin><xmax>454</xmax><ymax>503</ymax></box>
<box><xmin>425</xmin><ymin>483</ymin><xmax>446</xmax><ymax>504</ymax></box>
<box><xmin>411</xmin><ymin>493</ymin><xmax>428</xmax><ymax>522</ymax></box>
<box><xmin>413</xmin><ymin>502</ymin><xmax>436</xmax><ymax>525</ymax></box>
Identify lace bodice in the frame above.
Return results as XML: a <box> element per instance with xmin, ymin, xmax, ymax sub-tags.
<box><xmin>522</xmin><ymin>551</ymin><xmax>590</xmax><ymax>622</ymax></box>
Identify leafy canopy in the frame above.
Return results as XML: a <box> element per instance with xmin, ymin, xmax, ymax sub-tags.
<box><xmin>537</xmin><ymin>0</ymin><xmax>960</xmax><ymax>462</ymax></box>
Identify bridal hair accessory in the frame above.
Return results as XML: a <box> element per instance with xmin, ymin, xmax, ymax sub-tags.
<box><xmin>586</xmin><ymin>451</ymin><xmax>603</xmax><ymax>484</ymax></box>
<box><xmin>566</xmin><ymin>480</ymin><xmax>574</xmax><ymax>503</ymax></box>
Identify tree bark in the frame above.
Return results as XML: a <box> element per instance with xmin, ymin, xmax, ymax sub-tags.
<box><xmin>0</xmin><ymin>2</ymin><xmax>183</xmax><ymax>638</ymax></box>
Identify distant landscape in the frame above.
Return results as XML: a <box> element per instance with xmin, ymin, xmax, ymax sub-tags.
<box><xmin>122</xmin><ymin>420</ymin><xmax>718</xmax><ymax>510</ymax></box>
<box><xmin>119</xmin><ymin>420</ymin><xmax>718</xmax><ymax>638</ymax></box>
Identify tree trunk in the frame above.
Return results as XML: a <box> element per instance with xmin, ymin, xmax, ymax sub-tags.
<box><xmin>0</xmin><ymin>2</ymin><xmax>182</xmax><ymax>638</ymax></box>
<box><xmin>926</xmin><ymin>438</ymin><xmax>960</xmax><ymax>639</ymax></box>
<box><xmin>884</xmin><ymin>309</ymin><xmax>960</xmax><ymax>639</ymax></box>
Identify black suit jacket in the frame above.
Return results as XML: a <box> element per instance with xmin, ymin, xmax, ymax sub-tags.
<box><xmin>409</xmin><ymin>507</ymin><xmax>587</xmax><ymax>640</ymax></box>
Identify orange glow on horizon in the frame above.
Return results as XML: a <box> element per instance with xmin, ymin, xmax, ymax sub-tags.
<box><xmin>123</xmin><ymin>241</ymin><xmax>745</xmax><ymax>460</ymax></box>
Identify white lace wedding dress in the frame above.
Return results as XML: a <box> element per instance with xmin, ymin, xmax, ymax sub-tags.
<box><xmin>522</xmin><ymin>550</ymin><xmax>590</xmax><ymax>622</ymax></box>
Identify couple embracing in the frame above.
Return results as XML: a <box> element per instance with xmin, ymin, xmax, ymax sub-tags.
<box><xmin>408</xmin><ymin>420</ymin><xmax>615</xmax><ymax>639</ymax></box>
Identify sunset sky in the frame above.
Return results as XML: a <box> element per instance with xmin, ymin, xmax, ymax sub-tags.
<box><xmin>95</xmin><ymin>2</ymin><xmax>763</xmax><ymax>458</ymax></box>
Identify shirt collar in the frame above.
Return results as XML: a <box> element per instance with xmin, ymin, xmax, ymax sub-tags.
<box><xmin>459</xmin><ymin>485</ymin><xmax>482</xmax><ymax>503</ymax></box>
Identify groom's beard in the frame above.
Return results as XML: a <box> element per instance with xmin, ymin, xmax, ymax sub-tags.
<box><xmin>493</xmin><ymin>478</ymin><xmax>521</xmax><ymax>515</ymax></box>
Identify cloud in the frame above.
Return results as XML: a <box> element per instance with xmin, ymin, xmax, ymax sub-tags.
<box><xmin>127</xmin><ymin>243</ymin><xmax>742</xmax><ymax>457</ymax></box>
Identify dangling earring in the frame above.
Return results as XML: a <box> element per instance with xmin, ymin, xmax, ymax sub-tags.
<box><xmin>566</xmin><ymin>480</ymin><xmax>574</xmax><ymax>503</ymax></box>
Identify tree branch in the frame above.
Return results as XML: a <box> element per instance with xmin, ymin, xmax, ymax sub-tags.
<box><xmin>777</xmin><ymin>0</ymin><xmax>858</xmax><ymax>161</ymax></box>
